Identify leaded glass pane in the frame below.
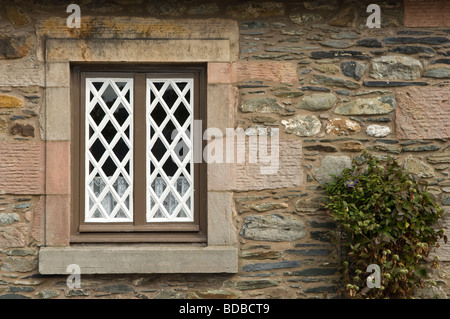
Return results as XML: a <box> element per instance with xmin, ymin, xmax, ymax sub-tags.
<box><xmin>85</xmin><ymin>78</ymin><xmax>133</xmax><ymax>222</ymax></box>
<box><xmin>146</xmin><ymin>79</ymin><xmax>194</xmax><ymax>222</ymax></box>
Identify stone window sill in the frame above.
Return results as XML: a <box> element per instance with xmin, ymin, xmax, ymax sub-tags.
<box><xmin>39</xmin><ymin>245</ymin><xmax>238</xmax><ymax>274</ymax></box>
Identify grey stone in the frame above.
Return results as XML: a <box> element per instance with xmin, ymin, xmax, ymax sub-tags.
<box><xmin>304</xmin><ymin>286</ymin><xmax>337</xmax><ymax>293</ymax></box>
<box><xmin>424</xmin><ymin>67</ymin><xmax>450</xmax><ymax>78</ymax></box>
<box><xmin>301</xmin><ymin>86</ymin><xmax>330</xmax><ymax>92</ymax></box>
<box><xmin>310</xmin><ymin>50</ymin><xmax>370</xmax><ymax>60</ymax></box>
<box><xmin>340</xmin><ymin>61</ymin><xmax>368</xmax><ymax>80</ymax></box>
<box><xmin>313</xmin><ymin>155</ymin><xmax>352</xmax><ymax>184</ymax></box>
<box><xmin>241</xmin><ymin>214</ymin><xmax>307</xmax><ymax>242</ymax></box>
<box><xmin>382</xmin><ymin>37</ymin><xmax>449</xmax><ymax>45</ymax></box>
<box><xmin>285</xmin><ymin>249</ymin><xmax>330</xmax><ymax>256</ymax></box>
<box><xmin>0</xmin><ymin>213</ymin><xmax>20</xmax><ymax>226</ymax></box>
<box><xmin>320</xmin><ymin>40</ymin><xmax>354</xmax><ymax>49</ymax></box>
<box><xmin>389</xmin><ymin>46</ymin><xmax>436</xmax><ymax>55</ymax></box>
<box><xmin>430</xmin><ymin>58</ymin><xmax>450</xmax><ymax>65</ymax></box>
<box><xmin>287</xmin><ymin>268</ymin><xmax>337</xmax><ymax>276</ymax></box>
<box><xmin>96</xmin><ymin>284</ymin><xmax>134</xmax><ymax>294</ymax></box>
<box><xmin>427</xmin><ymin>152</ymin><xmax>450</xmax><ymax>164</ymax></box>
<box><xmin>245</xmin><ymin>202</ymin><xmax>288</xmax><ymax>212</ymax></box>
<box><xmin>242</xmin><ymin>261</ymin><xmax>302</xmax><ymax>272</ymax></box>
<box><xmin>0</xmin><ymin>293</ymin><xmax>30</xmax><ymax>299</ymax></box>
<box><xmin>371</xmin><ymin>56</ymin><xmax>422</xmax><ymax>80</ymax></box>
<box><xmin>357</xmin><ymin>38</ymin><xmax>382</xmax><ymax>48</ymax></box>
<box><xmin>296</xmin><ymin>93</ymin><xmax>337</xmax><ymax>111</ymax></box>
<box><xmin>363</xmin><ymin>81</ymin><xmax>428</xmax><ymax>87</ymax></box>
<box><xmin>303</xmin><ymin>145</ymin><xmax>338</xmax><ymax>152</ymax></box>
<box><xmin>1</xmin><ymin>257</ymin><xmax>37</xmax><ymax>272</ymax></box>
<box><xmin>334</xmin><ymin>95</ymin><xmax>395</xmax><ymax>115</ymax></box>
<box><xmin>371</xmin><ymin>144</ymin><xmax>401</xmax><ymax>155</ymax></box>
<box><xmin>281</xmin><ymin>115</ymin><xmax>321</xmax><ymax>137</ymax></box>
<box><xmin>330</xmin><ymin>31</ymin><xmax>359</xmax><ymax>40</ymax></box>
<box><xmin>35</xmin><ymin>290</ymin><xmax>60</xmax><ymax>299</ymax></box>
<box><xmin>402</xmin><ymin>145</ymin><xmax>440</xmax><ymax>152</ymax></box>
<box><xmin>404</xmin><ymin>155</ymin><xmax>435</xmax><ymax>178</ymax></box>
<box><xmin>225</xmin><ymin>280</ymin><xmax>278</xmax><ymax>290</ymax></box>
<box><xmin>310</xmin><ymin>74</ymin><xmax>360</xmax><ymax>89</ymax></box>
<box><xmin>240</xmin><ymin>98</ymin><xmax>284</xmax><ymax>113</ymax></box>
<box><xmin>293</xmin><ymin>195</ymin><xmax>325</xmax><ymax>213</ymax></box>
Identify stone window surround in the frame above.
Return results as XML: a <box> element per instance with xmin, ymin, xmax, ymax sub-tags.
<box><xmin>39</xmin><ymin>34</ymin><xmax>239</xmax><ymax>274</ymax></box>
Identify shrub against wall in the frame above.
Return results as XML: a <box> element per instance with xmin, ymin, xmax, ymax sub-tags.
<box><xmin>323</xmin><ymin>153</ymin><xmax>447</xmax><ymax>298</ymax></box>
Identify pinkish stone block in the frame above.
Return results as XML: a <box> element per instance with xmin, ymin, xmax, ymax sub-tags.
<box><xmin>45</xmin><ymin>141</ymin><xmax>71</xmax><ymax>195</ymax></box>
<box><xmin>396</xmin><ymin>87</ymin><xmax>450</xmax><ymax>140</ymax></box>
<box><xmin>0</xmin><ymin>141</ymin><xmax>45</xmax><ymax>195</ymax></box>
<box><xmin>45</xmin><ymin>195</ymin><xmax>70</xmax><ymax>246</ymax></box>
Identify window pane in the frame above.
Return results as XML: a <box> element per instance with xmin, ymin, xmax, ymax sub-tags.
<box><xmin>147</xmin><ymin>79</ymin><xmax>194</xmax><ymax>222</ymax></box>
<box><xmin>85</xmin><ymin>78</ymin><xmax>133</xmax><ymax>223</ymax></box>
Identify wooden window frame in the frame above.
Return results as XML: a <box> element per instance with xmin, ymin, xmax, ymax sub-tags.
<box><xmin>70</xmin><ymin>63</ymin><xmax>207</xmax><ymax>243</ymax></box>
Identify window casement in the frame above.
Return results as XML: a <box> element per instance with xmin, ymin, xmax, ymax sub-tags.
<box><xmin>71</xmin><ymin>64</ymin><xmax>207</xmax><ymax>243</ymax></box>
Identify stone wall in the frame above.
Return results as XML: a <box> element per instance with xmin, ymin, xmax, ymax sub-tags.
<box><xmin>0</xmin><ymin>0</ymin><xmax>449</xmax><ymax>299</ymax></box>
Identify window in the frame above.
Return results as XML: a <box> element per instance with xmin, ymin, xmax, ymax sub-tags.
<box><xmin>71</xmin><ymin>64</ymin><xmax>207</xmax><ymax>243</ymax></box>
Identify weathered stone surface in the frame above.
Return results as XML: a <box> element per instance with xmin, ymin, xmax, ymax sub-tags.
<box><xmin>5</xmin><ymin>6</ymin><xmax>30</xmax><ymax>28</ymax></box>
<box><xmin>225</xmin><ymin>280</ymin><xmax>278</xmax><ymax>290</ymax></box>
<box><xmin>239</xmin><ymin>98</ymin><xmax>284</xmax><ymax>113</ymax></box>
<box><xmin>402</xmin><ymin>145</ymin><xmax>440</xmax><ymax>152</ymax></box>
<box><xmin>404</xmin><ymin>155</ymin><xmax>435</xmax><ymax>178</ymax></box>
<box><xmin>0</xmin><ymin>142</ymin><xmax>45</xmax><ymax>195</ymax></box>
<box><xmin>340</xmin><ymin>141</ymin><xmax>365</xmax><ymax>152</ymax></box>
<box><xmin>95</xmin><ymin>284</ymin><xmax>134</xmax><ymax>294</ymax></box>
<box><xmin>0</xmin><ymin>95</ymin><xmax>23</xmax><ymax>108</ymax></box>
<box><xmin>372</xmin><ymin>144</ymin><xmax>401</xmax><ymax>154</ymax></box>
<box><xmin>281</xmin><ymin>115</ymin><xmax>321</xmax><ymax>137</ymax></box>
<box><xmin>427</xmin><ymin>152</ymin><xmax>450</xmax><ymax>164</ymax></box>
<box><xmin>382</xmin><ymin>36</ymin><xmax>449</xmax><ymax>45</ymax></box>
<box><xmin>227</xmin><ymin>2</ymin><xmax>285</xmax><ymax>18</ymax></box>
<box><xmin>320</xmin><ymin>40</ymin><xmax>354</xmax><ymax>49</ymax></box>
<box><xmin>334</xmin><ymin>95</ymin><xmax>395</xmax><ymax>115</ymax></box>
<box><xmin>310</xmin><ymin>50</ymin><xmax>370</xmax><ymax>60</ymax></box>
<box><xmin>303</xmin><ymin>0</ymin><xmax>338</xmax><ymax>10</ymax></box>
<box><xmin>293</xmin><ymin>195</ymin><xmax>324</xmax><ymax>213</ymax></box>
<box><xmin>310</xmin><ymin>74</ymin><xmax>360</xmax><ymax>89</ymax></box>
<box><xmin>325</xmin><ymin>118</ymin><xmax>361</xmax><ymax>135</ymax></box>
<box><xmin>241</xmin><ymin>214</ymin><xmax>306</xmax><ymax>242</ymax></box>
<box><xmin>0</xmin><ymin>213</ymin><xmax>20</xmax><ymax>226</ymax></box>
<box><xmin>296</xmin><ymin>93</ymin><xmax>337</xmax><ymax>111</ymax></box>
<box><xmin>363</xmin><ymin>81</ymin><xmax>428</xmax><ymax>87</ymax></box>
<box><xmin>423</xmin><ymin>67</ymin><xmax>450</xmax><ymax>78</ymax></box>
<box><xmin>328</xmin><ymin>7</ymin><xmax>357</xmax><ymax>27</ymax></box>
<box><xmin>389</xmin><ymin>46</ymin><xmax>436</xmax><ymax>55</ymax></box>
<box><xmin>0</xmin><ymin>227</ymin><xmax>25</xmax><ymax>248</ymax></box>
<box><xmin>10</xmin><ymin>124</ymin><xmax>34</xmax><ymax>137</ymax></box>
<box><xmin>0</xmin><ymin>36</ymin><xmax>32</xmax><ymax>59</ymax></box>
<box><xmin>356</xmin><ymin>38</ymin><xmax>382</xmax><ymax>48</ymax></box>
<box><xmin>430</xmin><ymin>58</ymin><xmax>450</xmax><ymax>65</ymax></box>
<box><xmin>313</xmin><ymin>156</ymin><xmax>352</xmax><ymax>184</ymax></box>
<box><xmin>290</xmin><ymin>13</ymin><xmax>322</xmax><ymax>25</ymax></box>
<box><xmin>242</xmin><ymin>260</ymin><xmax>301</xmax><ymax>272</ymax></box>
<box><xmin>1</xmin><ymin>256</ymin><xmax>37</xmax><ymax>272</ymax></box>
<box><xmin>370</xmin><ymin>56</ymin><xmax>422</xmax><ymax>80</ymax></box>
<box><xmin>330</xmin><ymin>31</ymin><xmax>359</xmax><ymax>40</ymax></box>
<box><xmin>287</xmin><ymin>268</ymin><xmax>337</xmax><ymax>276</ymax></box>
<box><xmin>396</xmin><ymin>87</ymin><xmax>450</xmax><ymax>139</ymax></box>
<box><xmin>304</xmin><ymin>144</ymin><xmax>337</xmax><ymax>152</ymax></box>
<box><xmin>245</xmin><ymin>202</ymin><xmax>288</xmax><ymax>212</ymax></box>
<box><xmin>313</xmin><ymin>64</ymin><xmax>340</xmax><ymax>74</ymax></box>
<box><xmin>340</xmin><ymin>61</ymin><xmax>368</xmax><ymax>80</ymax></box>
<box><xmin>35</xmin><ymin>290</ymin><xmax>60</xmax><ymax>299</ymax></box>
<box><xmin>366</xmin><ymin>125</ymin><xmax>391</xmax><ymax>138</ymax></box>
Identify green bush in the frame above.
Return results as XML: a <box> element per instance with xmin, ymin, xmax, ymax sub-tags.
<box><xmin>323</xmin><ymin>152</ymin><xmax>447</xmax><ymax>298</ymax></box>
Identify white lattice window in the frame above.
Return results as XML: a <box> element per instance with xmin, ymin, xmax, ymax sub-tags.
<box><xmin>147</xmin><ymin>79</ymin><xmax>194</xmax><ymax>222</ymax></box>
<box><xmin>85</xmin><ymin>78</ymin><xmax>134</xmax><ymax>223</ymax></box>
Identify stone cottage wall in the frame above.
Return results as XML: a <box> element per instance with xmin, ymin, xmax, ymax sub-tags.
<box><xmin>0</xmin><ymin>0</ymin><xmax>449</xmax><ymax>299</ymax></box>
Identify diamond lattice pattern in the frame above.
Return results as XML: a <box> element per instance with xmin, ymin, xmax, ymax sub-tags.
<box><xmin>147</xmin><ymin>79</ymin><xmax>194</xmax><ymax>222</ymax></box>
<box><xmin>85</xmin><ymin>79</ymin><xmax>133</xmax><ymax>222</ymax></box>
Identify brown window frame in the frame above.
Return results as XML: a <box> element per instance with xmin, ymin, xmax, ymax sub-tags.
<box><xmin>70</xmin><ymin>63</ymin><xmax>207</xmax><ymax>243</ymax></box>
